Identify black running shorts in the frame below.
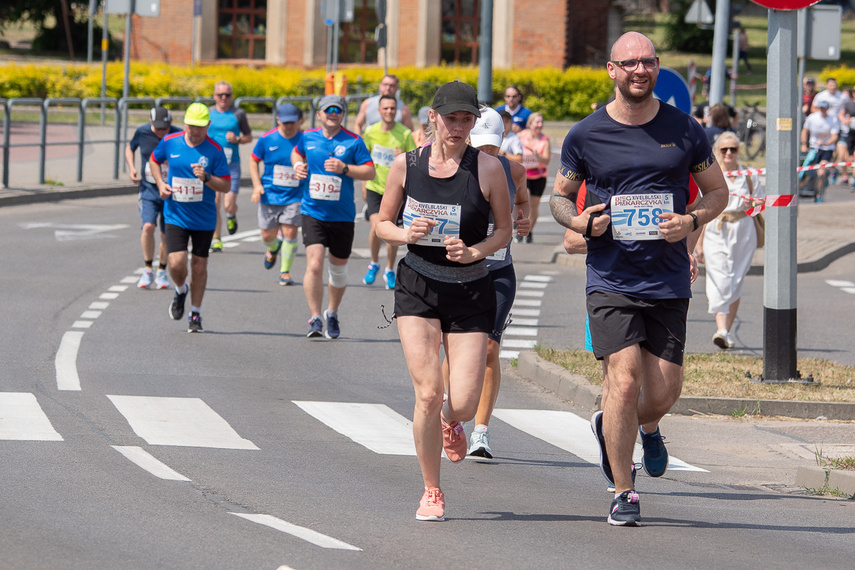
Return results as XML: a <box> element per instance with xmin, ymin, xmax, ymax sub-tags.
<box><xmin>301</xmin><ymin>215</ymin><xmax>354</xmax><ymax>259</ymax></box>
<box><xmin>586</xmin><ymin>290</ymin><xmax>688</xmax><ymax>365</ymax></box>
<box><xmin>165</xmin><ymin>224</ymin><xmax>214</xmax><ymax>258</ymax></box>
<box><xmin>527</xmin><ymin>176</ymin><xmax>547</xmax><ymax>197</ymax></box>
<box><xmin>394</xmin><ymin>257</ymin><xmax>496</xmax><ymax>334</ymax></box>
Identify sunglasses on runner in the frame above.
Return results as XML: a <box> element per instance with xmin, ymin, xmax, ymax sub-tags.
<box><xmin>719</xmin><ymin>147</ymin><xmax>739</xmax><ymax>154</ymax></box>
<box><xmin>324</xmin><ymin>107</ymin><xmax>343</xmax><ymax>115</ymax></box>
<box><xmin>611</xmin><ymin>57</ymin><xmax>659</xmax><ymax>71</ymax></box>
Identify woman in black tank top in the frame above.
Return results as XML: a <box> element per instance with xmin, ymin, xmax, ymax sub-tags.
<box><xmin>375</xmin><ymin>81</ymin><xmax>512</xmax><ymax>521</ymax></box>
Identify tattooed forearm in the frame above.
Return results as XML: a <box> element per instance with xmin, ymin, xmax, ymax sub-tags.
<box><xmin>550</xmin><ymin>192</ymin><xmax>578</xmax><ymax>230</ymax></box>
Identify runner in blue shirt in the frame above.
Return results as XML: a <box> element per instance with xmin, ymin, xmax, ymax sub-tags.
<box><xmin>250</xmin><ymin>103</ymin><xmax>307</xmax><ymax>285</ymax></box>
<box><xmin>292</xmin><ymin>94</ymin><xmax>375</xmax><ymax>339</ymax></box>
<box><xmin>150</xmin><ymin>102</ymin><xmax>231</xmax><ymax>333</ymax></box>
<box><xmin>125</xmin><ymin>106</ymin><xmax>181</xmax><ymax>289</ymax></box>
<box><xmin>208</xmin><ymin>80</ymin><xmax>253</xmax><ymax>250</ymax></box>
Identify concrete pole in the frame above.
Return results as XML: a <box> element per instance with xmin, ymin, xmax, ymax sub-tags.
<box><xmin>88</xmin><ymin>0</ymin><xmax>96</xmax><ymax>63</ymax></box>
<box><xmin>477</xmin><ymin>0</ymin><xmax>493</xmax><ymax>105</ymax></box>
<box><xmin>763</xmin><ymin>9</ymin><xmax>799</xmax><ymax>382</ymax></box>
<box><xmin>709</xmin><ymin>0</ymin><xmax>730</xmax><ymax>105</ymax></box>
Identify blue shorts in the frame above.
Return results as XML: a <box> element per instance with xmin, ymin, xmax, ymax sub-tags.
<box><xmin>139</xmin><ymin>195</ymin><xmax>166</xmax><ymax>233</ymax></box>
<box><xmin>228</xmin><ymin>162</ymin><xmax>241</xmax><ymax>193</ymax></box>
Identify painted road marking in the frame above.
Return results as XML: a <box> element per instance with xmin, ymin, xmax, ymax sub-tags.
<box><xmin>512</xmin><ymin>299</ymin><xmax>542</xmax><ymax>307</ymax></box>
<box><xmin>71</xmin><ymin>320</ymin><xmax>93</xmax><ymax>329</ymax></box>
<box><xmin>99</xmin><ymin>292</ymin><xmax>120</xmax><ymax>300</ymax></box>
<box><xmin>524</xmin><ymin>275</ymin><xmax>554</xmax><ymax>282</ymax></box>
<box><xmin>80</xmin><ymin>310</ymin><xmax>102</xmax><ymax>319</ymax></box>
<box><xmin>511</xmin><ymin>308</ymin><xmax>540</xmax><ymax>317</ymax></box>
<box><xmin>500</xmin><ymin>339</ymin><xmax>537</xmax><ymax>349</ymax></box>
<box><xmin>516</xmin><ymin>290</ymin><xmax>545</xmax><ymax>298</ymax></box>
<box><xmin>108</xmin><ymin>396</ymin><xmax>259</xmax><ymax>450</ymax></box>
<box><xmin>56</xmin><ymin>331</ymin><xmax>83</xmax><ymax>391</ymax></box>
<box><xmin>89</xmin><ymin>301</ymin><xmax>110</xmax><ymax>310</ymax></box>
<box><xmin>121</xmin><ymin>276</ymin><xmax>139</xmax><ymax>284</ymax></box>
<box><xmin>520</xmin><ymin>281</ymin><xmax>548</xmax><ymax>289</ymax></box>
<box><xmin>111</xmin><ymin>445</ymin><xmax>190</xmax><ymax>481</ymax></box>
<box><xmin>230</xmin><ymin>513</ymin><xmax>361</xmax><ymax>551</ymax></box>
<box><xmin>493</xmin><ymin>409</ymin><xmax>708</xmax><ymax>473</ymax></box>
<box><xmin>0</xmin><ymin>393</ymin><xmax>63</xmax><ymax>441</ymax></box>
<box><xmin>293</xmin><ymin>401</ymin><xmax>416</xmax><ymax>455</ymax></box>
<box><xmin>504</xmin><ymin>326</ymin><xmax>538</xmax><ymax>337</ymax></box>
<box><xmin>108</xmin><ymin>285</ymin><xmax>129</xmax><ymax>292</ymax></box>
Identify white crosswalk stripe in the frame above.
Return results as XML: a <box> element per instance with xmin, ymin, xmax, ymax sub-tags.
<box><xmin>107</xmin><ymin>395</ymin><xmax>259</xmax><ymax>450</ymax></box>
<box><xmin>493</xmin><ymin>408</ymin><xmax>708</xmax><ymax>472</ymax></box>
<box><xmin>290</xmin><ymin>402</ymin><xmax>707</xmax><ymax>472</ymax></box>
<box><xmin>0</xmin><ymin>393</ymin><xmax>63</xmax><ymax>441</ymax></box>
<box><xmin>293</xmin><ymin>401</ymin><xmax>416</xmax><ymax>455</ymax></box>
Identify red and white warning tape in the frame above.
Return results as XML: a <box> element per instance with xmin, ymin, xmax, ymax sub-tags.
<box><xmin>723</xmin><ymin>161</ymin><xmax>855</xmax><ymax>177</ymax></box>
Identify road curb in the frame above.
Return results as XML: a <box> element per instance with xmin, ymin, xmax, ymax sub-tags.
<box><xmin>516</xmin><ymin>349</ymin><xmax>855</xmax><ymax>421</ymax></box>
<box><xmin>0</xmin><ymin>184</ymin><xmax>139</xmax><ymax>207</ymax></box>
<box><xmin>794</xmin><ymin>466</ymin><xmax>855</xmax><ymax>497</ymax></box>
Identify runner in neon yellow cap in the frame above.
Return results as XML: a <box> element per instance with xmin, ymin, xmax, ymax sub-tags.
<box><xmin>183</xmin><ymin>102</ymin><xmax>210</xmax><ymax>127</ymax></box>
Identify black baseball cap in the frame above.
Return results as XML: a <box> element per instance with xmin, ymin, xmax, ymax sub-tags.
<box><xmin>431</xmin><ymin>80</ymin><xmax>481</xmax><ymax>117</ymax></box>
<box><xmin>150</xmin><ymin>106</ymin><xmax>171</xmax><ymax>128</ymax></box>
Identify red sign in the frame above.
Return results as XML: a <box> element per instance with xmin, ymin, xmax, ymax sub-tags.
<box><xmin>750</xmin><ymin>0</ymin><xmax>821</xmax><ymax>9</ymax></box>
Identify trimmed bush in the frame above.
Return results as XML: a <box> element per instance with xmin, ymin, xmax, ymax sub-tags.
<box><xmin>0</xmin><ymin>61</ymin><xmax>612</xmax><ymax>121</ymax></box>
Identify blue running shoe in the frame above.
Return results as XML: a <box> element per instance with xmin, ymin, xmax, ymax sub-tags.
<box><xmin>639</xmin><ymin>426</ymin><xmax>669</xmax><ymax>477</ymax></box>
<box><xmin>608</xmin><ymin>490</ymin><xmax>641</xmax><ymax>526</ymax></box>
<box><xmin>323</xmin><ymin>309</ymin><xmax>340</xmax><ymax>339</ymax></box>
<box><xmin>363</xmin><ymin>263</ymin><xmax>379</xmax><ymax>285</ymax></box>
<box><xmin>383</xmin><ymin>269</ymin><xmax>396</xmax><ymax>290</ymax></box>
<box><xmin>307</xmin><ymin>316</ymin><xmax>323</xmax><ymax>338</ymax></box>
<box><xmin>169</xmin><ymin>287</ymin><xmax>188</xmax><ymax>320</ymax></box>
<box><xmin>264</xmin><ymin>240</ymin><xmax>282</xmax><ymax>270</ymax></box>
<box><xmin>591</xmin><ymin>411</ymin><xmax>613</xmax><ymax>486</ymax></box>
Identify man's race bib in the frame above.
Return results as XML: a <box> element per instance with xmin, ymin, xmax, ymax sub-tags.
<box><xmin>224</xmin><ymin>147</ymin><xmax>234</xmax><ymax>163</ymax></box>
<box><xmin>486</xmin><ymin>222</ymin><xmax>508</xmax><ymax>261</ymax></box>
<box><xmin>371</xmin><ymin>144</ymin><xmax>396</xmax><ymax>168</ymax></box>
<box><xmin>171</xmin><ymin>176</ymin><xmax>204</xmax><ymax>203</ymax></box>
<box><xmin>272</xmin><ymin>164</ymin><xmax>299</xmax><ymax>187</ymax></box>
<box><xmin>309</xmin><ymin>174</ymin><xmax>342</xmax><ymax>201</ymax></box>
<box><xmin>402</xmin><ymin>196</ymin><xmax>461</xmax><ymax>247</ymax></box>
<box><xmin>610</xmin><ymin>193</ymin><xmax>674</xmax><ymax>241</ymax></box>
<box><xmin>144</xmin><ymin>162</ymin><xmax>167</xmax><ymax>184</ymax></box>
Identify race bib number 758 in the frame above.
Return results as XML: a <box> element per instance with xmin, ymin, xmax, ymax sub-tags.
<box><xmin>610</xmin><ymin>193</ymin><xmax>674</xmax><ymax>241</ymax></box>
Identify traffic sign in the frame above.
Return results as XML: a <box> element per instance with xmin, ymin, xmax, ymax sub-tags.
<box><xmin>750</xmin><ymin>0</ymin><xmax>821</xmax><ymax>9</ymax></box>
<box><xmin>653</xmin><ymin>67</ymin><xmax>692</xmax><ymax>114</ymax></box>
<box><xmin>685</xmin><ymin>0</ymin><xmax>714</xmax><ymax>25</ymax></box>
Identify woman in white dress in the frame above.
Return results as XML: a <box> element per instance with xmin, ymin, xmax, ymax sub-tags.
<box><xmin>695</xmin><ymin>131</ymin><xmax>764</xmax><ymax>349</ymax></box>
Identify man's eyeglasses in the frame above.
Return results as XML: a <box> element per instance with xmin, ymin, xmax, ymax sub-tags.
<box><xmin>505</xmin><ymin>93</ymin><xmax>520</xmax><ymax>99</ymax></box>
<box><xmin>324</xmin><ymin>107</ymin><xmax>343</xmax><ymax>115</ymax></box>
<box><xmin>610</xmin><ymin>57</ymin><xmax>659</xmax><ymax>71</ymax></box>
<box><xmin>215</xmin><ymin>93</ymin><xmax>232</xmax><ymax>98</ymax></box>
<box><xmin>719</xmin><ymin>147</ymin><xmax>739</xmax><ymax>154</ymax></box>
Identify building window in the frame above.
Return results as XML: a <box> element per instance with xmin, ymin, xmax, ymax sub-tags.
<box><xmin>217</xmin><ymin>0</ymin><xmax>267</xmax><ymax>60</ymax></box>
<box><xmin>441</xmin><ymin>0</ymin><xmax>480</xmax><ymax>65</ymax></box>
<box><xmin>340</xmin><ymin>0</ymin><xmax>379</xmax><ymax>64</ymax></box>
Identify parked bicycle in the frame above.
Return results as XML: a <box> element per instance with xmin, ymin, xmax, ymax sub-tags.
<box><xmin>736</xmin><ymin>103</ymin><xmax>766</xmax><ymax>160</ymax></box>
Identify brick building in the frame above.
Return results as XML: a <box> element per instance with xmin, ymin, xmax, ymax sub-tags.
<box><xmin>131</xmin><ymin>0</ymin><xmax>623</xmax><ymax>69</ymax></box>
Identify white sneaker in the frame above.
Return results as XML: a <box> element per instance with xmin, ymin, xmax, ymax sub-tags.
<box><xmin>723</xmin><ymin>331</ymin><xmax>735</xmax><ymax>349</ymax></box>
<box><xmin>137</xmin><ymin>268</ymin><xmax>154</xmax><ymax>288</ymax></box>
<box><xmin>468</xmin><ymin>426</ymin><xmax>492</xmax><ymax>459</ymax></box>
<box><xmin>713</xmin><ymin>329</ymin><xmax>731</xmax><ymax>349</ymax></box>
<box><xmin>154</xmin><ymin>269</ymin><xmax>170</xmax><ymax>290</ymax></box>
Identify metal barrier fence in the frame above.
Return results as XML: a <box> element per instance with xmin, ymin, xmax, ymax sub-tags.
<box><xmin>0</xmin><ymin>94</ymin><xmax>369</xmax><ymax>189</ymax></box>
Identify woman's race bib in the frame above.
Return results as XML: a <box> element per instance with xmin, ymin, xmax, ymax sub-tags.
<box><xmin>522</xmin><ymin>151</ymin><xmax>539</xmax><ymax>170</ymax></box>
<box><xmin>272</xmin><ymin>165</ymin><xmax>299</xmax><ymax>187</ymax></box>
<box><xmin>402</xmin><ymin>196</ymin><xmax>461</xmax><ymax>247</ymax></box>
<box><xmin>485</xmin><ymin>222</ymin><xmax>508</xmax><ymax>261</ymax></box>
<box><xmin>610</xmin><ymin>193</ymin><xmax>673</xmax><ymax>241</ymax></box>
<box><xmin>309</xmin><ymin>174</ymin><xmax>342</xmax><ymax>201</ymax></box>
<box><xmin>224</xmin><ymin>147</ymin><xmax>234</xmax><ymax>163</ymax></box>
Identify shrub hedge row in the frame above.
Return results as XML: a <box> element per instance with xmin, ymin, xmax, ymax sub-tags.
<box><xmin>0</xmin><ymin>61</ymin><xmax>614</xmax><ymax>121</ymax></box>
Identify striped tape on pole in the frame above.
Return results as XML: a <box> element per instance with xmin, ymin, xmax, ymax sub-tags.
<box><xmin>723</xmin><ymin>161</ymin><xmax>855</xmax><ymax>177</ymax></box>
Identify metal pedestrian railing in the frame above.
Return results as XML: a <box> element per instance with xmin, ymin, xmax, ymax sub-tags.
<box><xmin>0</xmin><ymin>94</ymin><xmax>370</xmax><ymax>190</ymax></box>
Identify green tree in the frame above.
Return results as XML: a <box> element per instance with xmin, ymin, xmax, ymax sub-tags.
<box><xmin>0</xmin><ymin>0</ymin><xmax>104</xmax><ymax>57</ymax></box>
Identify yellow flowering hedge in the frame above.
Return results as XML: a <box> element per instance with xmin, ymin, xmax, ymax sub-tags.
<box><xmin>0</xmin><ymin>61</ymin><xmax>612</xmax><ymax>120</ymax></box>
<box><xmin>818</xmin><ymin>65</ymin><xmax>855</xmax><ymax>88</ymax></box>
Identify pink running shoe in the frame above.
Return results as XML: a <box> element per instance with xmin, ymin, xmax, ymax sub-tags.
<box><xmin>441</xmin><ymin>417</ymin><xmax>467</xmax><ymax>462</ymax></box>
<box><xmin>416</xmin><ymin>487</ymin><xmax>445</xmax><ymax>521</ymax></box>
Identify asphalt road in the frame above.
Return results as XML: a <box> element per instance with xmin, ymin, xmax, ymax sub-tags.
<box><xmin>1</xmin><ymin>192</ymin><xmax>853</xmax><ymax>569</ymax></box>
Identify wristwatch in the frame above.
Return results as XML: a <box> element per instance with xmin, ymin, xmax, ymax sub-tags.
<box><xmin>689</xmin><ymin>212</ymin><xmax>699</xmax><ymax>231</ymax></box>
<box><xmin>203</xmin><ymin>172</ymin><xmax>210</xmax><ymax>183</ymax></box>
<box><xmin>342</xmin><ymin>164</ymin><xmax>349</xmax><ymax>175</ymax></box>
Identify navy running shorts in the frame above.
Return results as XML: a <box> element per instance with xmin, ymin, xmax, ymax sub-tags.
<box><xmin>489</xmin><ymin>263</ymin><xmax>516</xmax><ymax>344</ymax></box>
<box><xmin>165</xmin><ymin>224</ymin><xmax>215</xmax><ymax>258</ymax></box>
